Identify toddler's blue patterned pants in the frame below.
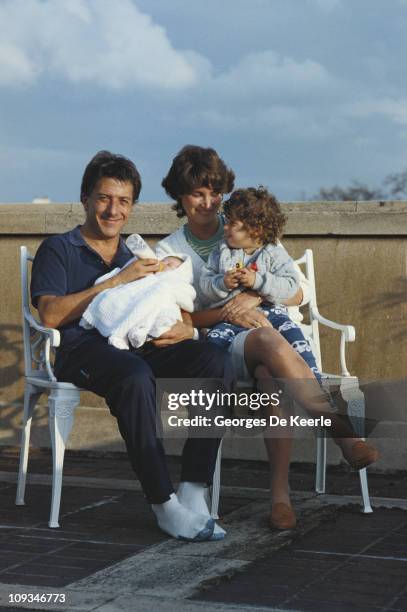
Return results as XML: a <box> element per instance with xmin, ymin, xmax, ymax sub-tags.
<box><xmin>206</xmin><ymin>304</ymin><xmax>322</xmax><ymax>384</ymax></box>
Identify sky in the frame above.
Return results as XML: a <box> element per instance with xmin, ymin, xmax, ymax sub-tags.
<box><xmin>0</xmin><ymin>0</ymin><xmax>406</xmax><ymax>203</ymax></box>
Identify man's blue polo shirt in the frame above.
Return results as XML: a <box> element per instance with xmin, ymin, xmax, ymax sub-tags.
<box><xmin>31</xmin><ymin>225</ymin><xmax>134</xmax><ymax>369</ymax></box>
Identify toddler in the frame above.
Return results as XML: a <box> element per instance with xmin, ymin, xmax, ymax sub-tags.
<box><xmin>199</xmin><ymin>187</ymin><xmax>322</xmax><ymax>382</ymax></box>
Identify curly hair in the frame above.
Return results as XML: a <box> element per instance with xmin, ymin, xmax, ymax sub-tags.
<box><xmin>223</xmin><ymin>187</ymin><xmax>286</xmax><ymax>245</ymax></box>
<box><xmin>162</xmin><ymin>145</ymin><xmax>235</xmax><ymax>217</ymax></box>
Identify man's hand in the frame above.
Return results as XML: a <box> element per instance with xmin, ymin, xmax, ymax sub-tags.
<box><xmin>151</xmin><ymin>320</ymin><xmax>194</xmax><ymax>347</ymax></box>
<box><xmin>37</xmin><ymin>258</ymin><xmax>160</xmax><ymax>329</ymax></box>
<box><xmin>237</xmin><ymin>267</ymin><xmax>256</xmax><ymax>288</ymax></box>
<box><xmin>116</xmin><ymin>258</ymin><xmax>160</xmax><ymax>284</ymax></box>
<box><xmin>224</xmin><ymin>269</ymin><xmax>240</xmax><ymax>290</ymax></box>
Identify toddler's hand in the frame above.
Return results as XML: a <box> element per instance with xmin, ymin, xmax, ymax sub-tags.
<box><xmin>238</xmin><ymin>267</ymin><xmax>256</xmax><ymax>288</ymax></box>
<box><xmin>224</xmin><ymin>270</ymin><xmax>240</xmax><ymax>290</ymax></box>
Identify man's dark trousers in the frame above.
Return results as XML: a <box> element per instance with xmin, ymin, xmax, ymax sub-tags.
<box><xmin>56</xmin><ymin>334</ymin><xmax>233</xmax><ymax>503</ymax></box>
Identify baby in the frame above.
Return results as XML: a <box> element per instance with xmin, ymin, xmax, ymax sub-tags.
<box><xmin>158</xmin><ymin>256</ymin><xmax>184</xmax><ymax>272</ymax></box>
<box><xmin>199</xmin><ymin>186</ymin><xmax>322</xmax><ymax>382</ymax></box>
<box><xmin>80</xmin><ymin>235</ymin><xmax>196</xmax><ymax>349</ymax></box>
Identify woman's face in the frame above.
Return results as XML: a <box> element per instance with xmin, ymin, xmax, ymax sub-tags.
<box><xmin>179</xmin><ymin>186</ymin><xmax>222</xmax><ymax>226</ymax></box>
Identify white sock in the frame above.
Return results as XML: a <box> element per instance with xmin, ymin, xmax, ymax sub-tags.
<box><xmin>177</xmin><ymin>482</ymin><xmax>226</xmax><ymax>540</ymax></box>
<box><xmin>152</xmin><ymin>493</ymin><xmax>214</xmax><ymax>541</ymax></box>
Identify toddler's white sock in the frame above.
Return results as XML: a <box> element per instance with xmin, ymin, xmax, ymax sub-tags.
<box><xmin>152</xmin><ymin>493</ymin><xmax>214</xmax><ymax>541</ymax></box>
<box><xmin>177</xmin><ymin>482</ymin><xmax>226</xmax><ymax>540</ymax></box>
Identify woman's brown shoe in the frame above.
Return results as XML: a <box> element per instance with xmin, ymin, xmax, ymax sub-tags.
<box><xmin>342</xmin><ymin>440</ymin><xmax>380</xmax><ymax>470</ymax></box>
<box><xmin>269</xmin><ymin>503</ymin><xmax>297</xmax><ymax>530</ymax></box>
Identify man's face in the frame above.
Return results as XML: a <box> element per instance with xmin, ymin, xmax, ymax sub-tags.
<box><xmin>82</xmin><ymin>177</ymin><xmax>133</xmax><ymax>240</ymax></box>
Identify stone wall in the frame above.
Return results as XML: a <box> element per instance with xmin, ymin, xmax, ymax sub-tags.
<box><xmin>1</xmin><ymin>202</ymin><xmax>406</xmax><ymax>470</ymax></box>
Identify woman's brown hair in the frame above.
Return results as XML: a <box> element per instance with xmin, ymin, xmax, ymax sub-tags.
<box><xmin>162</xmin><ymin>145</ymin><xmax>235</xmax><ymax>217</ymax></box>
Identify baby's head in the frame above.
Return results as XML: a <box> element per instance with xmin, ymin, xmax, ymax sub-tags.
<box><xmin>223</xmin><ymin>187</ymin><xmax>286</xmax><ymax>250</ymax></box>
<box><xmin>159</xmin><ymin>256</ymin><xmax>183</xmax><ymax>272</ymax></box>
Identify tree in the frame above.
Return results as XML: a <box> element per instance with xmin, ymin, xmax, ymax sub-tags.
<box><xmin>383</xmin><ymin>169</ymin><xmax>407</xmax><ymax>199</ymax></box>
<box><xmin>315</xmin><ymin>181</ymin><xmax>383</xmax><ymax>201</ymax></box>
<box><xmin>313</xmin><ymin>168</ymin><xmax>407</xmax><ymax>201</ymax></box>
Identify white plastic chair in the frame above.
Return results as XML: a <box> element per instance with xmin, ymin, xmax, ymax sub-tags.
<box><xmin>210</xmin><ymin>249</ymin><xmax>373</xmax><ymax>518</ymax></box>
<box><xmin>16</xmin><ymin>246</ymin><xmax>81</xmax><ymax>528</ymax></box>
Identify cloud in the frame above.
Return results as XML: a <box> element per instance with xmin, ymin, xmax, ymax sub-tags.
<box><xmin>0</xmin><ymin>0</ymin><xmax>341</xmax><ymax>108</ymax></box>
<box><xmin>345</xmin><ymin>98</ymin><xmax>407</xmax><ymax>126</ymax></box>
<box><xmin>173</xmin><ymin>47</ymin><xmax>345</xmax><ymax>143</ymax></box>
<box><xmin>0</xmin><ymin>42</ymin><xmax>38</xmax><ymax>86</ymax></box>
<box><xmin>0</xmin><ymin>0</ymin><xmax>340</xmax><ymax>100</ymax></box>
<box><xmin>189</xmin><ymin>103</ymin><xmax>341</xmax><ymax>142</ymax></box>
<box><xmin>189</xmin><ymin>105</ymin><xmax>299</xmax><ymax>130</ymax></box>
<box><xmin>307</xmin><ymin>0</ymin><xmax>341</xmax><ymax>10</ymax></box>
<box><xmin>211</xmin><ymin>50</ymin><xmax>339</xmax><ymax>103</ymax></box>
<box><xmin>0</xmin><ymin>0</ymin><xmax>202</xmax><ymax>90</ymax></box>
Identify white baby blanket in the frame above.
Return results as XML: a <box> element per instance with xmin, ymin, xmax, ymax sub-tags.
<box><xmin>80</xmin><ymin>235</ymin><xmax>196</xmax><ymax>349</ymax></box>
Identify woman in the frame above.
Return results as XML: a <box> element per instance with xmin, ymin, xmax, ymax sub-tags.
<box><xmin>155</xmin><ymin>145</ymin><xmax>379</xmax><ymax>530</ymax></box>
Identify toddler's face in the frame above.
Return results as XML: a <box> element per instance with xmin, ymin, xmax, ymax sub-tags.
<box><xmin>160</xmin><ymin>256</ymin><xmax>183</xmax><ymax>271</ymax></box>
<box><xmin>224</xmin><ymin>219</ymin><xmax>261</xmax><ymax>250</ymax></box>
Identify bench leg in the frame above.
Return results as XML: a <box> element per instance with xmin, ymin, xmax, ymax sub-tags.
<box><xmin>315</xmin><ymin>428</ymin><xmax>327</xmax><ymax>494</ymax></box>
<box><xmin>341</xmin><ymin>377</ymin><xmax>374</xmax><ymax>513</ymax></box>
<box><xmin>210</xmin><ymin>440</ymin><xmax>223</xmax><ymax>519</ymax></box>
<box><xmin>359</xmin><ymin>468</ymin><xmax>373</xmax><ymax>514</ymax></box>
<box><xmin>48</xmin><ymin>388</ymin><xmax>80</xmax><ymax>528</ymax></box>
<box><xmin>15</xmin><ymin>383</ymin><xmax>42</xmax><ymax>506</ymax></box>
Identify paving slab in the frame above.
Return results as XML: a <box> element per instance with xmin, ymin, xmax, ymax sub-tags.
<box><xmin>193</xmin><ymin>506</ymin><xmax>407</xmax><ymax>612</ymax></box>
<box><xmin>0</xmin><ymin>449</ymin><xmax>406</xmax><ymax>611</ymax></box>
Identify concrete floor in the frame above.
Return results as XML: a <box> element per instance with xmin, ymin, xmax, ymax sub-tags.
<box><xmin>0</xmin><ymin>448</ymin><xmax>406</xmax><ymax>612</ymax></box>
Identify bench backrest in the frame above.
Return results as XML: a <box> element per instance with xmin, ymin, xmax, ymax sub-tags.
<box><xmin>20</xmin><ymin>244</ymin><xmax>323</xmax><ymax>380</ymax></box>
<box><xmin>294</xmin><ymin>249</ymin><xmax>322</xmax><ymax>371</ymax></box>
<box><xmin>20</xmin><ymin>246</ymin><xmax>57</xmax><ymax>382</ymax></box>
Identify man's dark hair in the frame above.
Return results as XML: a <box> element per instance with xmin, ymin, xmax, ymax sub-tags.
<box><xmin>223</xmin><ymin>187</ymin><xmax>287</xmax><ymax>245</ymax></box>
<box><xmin>162</xmin><ymin>145</ymin><xmax>235</xmax><ymax>217</ymax></box>
<box><xmin>80</xmin><ymin>150</ymin><xmax>142</xmax><ymax>203</ymax></box>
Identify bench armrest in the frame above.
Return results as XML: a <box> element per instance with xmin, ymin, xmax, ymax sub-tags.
<box><xmin>310</xmin><ymin>306</ymin><xmax>355</xmax><ymax>377</ymax></box>
<box><xmin>24</xmin><ymin>311</ymin><xmax>60</xmax><ymax>382</ymax></box>
<box><xmin>24</xmin><ymin>311</ymin><xmax>60</xmax><ymax>346</ymax></box>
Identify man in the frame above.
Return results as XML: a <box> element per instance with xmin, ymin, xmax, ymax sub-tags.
<box><xmin>31</xmin><ymin>151</ymin><xmax>232</xmax><ymax>541</ymax></box>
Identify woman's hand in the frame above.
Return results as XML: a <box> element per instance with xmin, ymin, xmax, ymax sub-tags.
<box><xmin>151</xmin><ymin>320</ymin><xmax>194</xmax><ymax>347</ymax></box>
<box><xmin>227</xmin><ymin>308</ymin><xmax>272</xmax><ymax>329</ymax></box>
<box><xmin>221</xmin><ymin>292</ymin><xmax>261</xmax><ymax>320</ymax></box>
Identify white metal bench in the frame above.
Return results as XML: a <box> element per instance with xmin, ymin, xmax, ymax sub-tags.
<box><xmin>210</xmin><ymin>249</ymin><xmax>373</xmax><ymax>518</ymax></box>
<box><xmin>16</xmin><ymin>246</ymin><xmax>372</xmax><ymax>530</ymax></box>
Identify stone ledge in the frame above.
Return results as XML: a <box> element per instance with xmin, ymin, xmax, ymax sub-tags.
<box><xmin>1</xmin><ymin>201</ymin><xmax>406</xmax><ymax>235</ymax></box>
